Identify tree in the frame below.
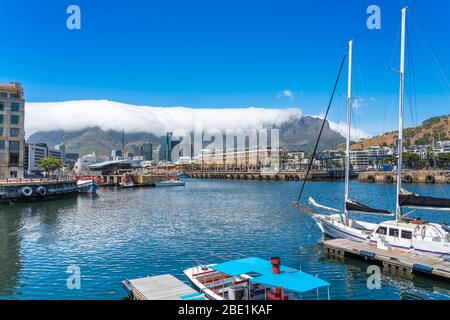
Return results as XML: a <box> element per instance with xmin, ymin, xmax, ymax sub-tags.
<box><xmin>39</xmin><ymin>157</ymin><xmax>63</xmax><ymax>175</ymax></box>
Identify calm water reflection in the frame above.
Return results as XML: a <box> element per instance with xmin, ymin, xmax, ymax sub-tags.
<box><xmin>0</xmin><ymin>179</ymin><xmax>449</xmax><ymax>300</ymax></box>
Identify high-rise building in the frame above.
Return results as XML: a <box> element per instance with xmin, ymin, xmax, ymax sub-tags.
<box><xmin>159</xmin><ymin>133</ymin><xmax>181</xmax><ymax>162</ymax></box>
<box><xmin>24</xmin><ymin>143</ymin><xmax>48</xmax><ymax>174</ymax></box>
<box><xmin>24</xmin><ymin>143</ymin><xmax>62</xmax><ymax>174</ymax></box>
<box><xmin>142</xmin><ymin>142</ymin><xmax>153</xmax><ymax>161</ymax></box>
<box><xmin>0</xmin><ymin>82</ymin><xmax>25</xmax><ymax>179</ymax></box>
<box><xmin>54</xmin><ymin>143</ymin><xmax>66</xmax><ymax>162</ymax></box>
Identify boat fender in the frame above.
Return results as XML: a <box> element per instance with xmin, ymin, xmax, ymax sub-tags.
<box><xmin>421</xmin><ymin>226</ymin><xmax>426</xmax><ymax>239</ymax></box>
<box><xmin>413</xmin><ymin>263</ymin><xmax>433</xmax><ymax>274</ymax></box>
<box><xmin>37</xmin><ymin>186</ymin><xmax>47</xmax><ymax>196</ymax></box>
<box><xmin>21</xmin><ymin>186</ymin><xmax>33</xmax><ymax>197</ymax></box>
<box><xmin>367</xmin><ymin>175</ymin><xmax>375</xmax><ymax>183</ymax></box>
<box><xmin>360</xmin><ymin>250</ymin><xmax>375</xmax><ymax>259</ymax></box>
<box><xmin>385</xmin><ymin>175</ymin><xmax>394</xmax><ymax>184</ymax></box>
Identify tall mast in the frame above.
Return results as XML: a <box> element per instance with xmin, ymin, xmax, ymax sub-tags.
<box><xmin>344</xmin><ymin>40</ymin><xmax>353</xmax><ymax>219</ymax></box>
<box><xmin>395</xmin><ymin>7</ymin><xmax>407</xmax><ymax>221</ymax></box>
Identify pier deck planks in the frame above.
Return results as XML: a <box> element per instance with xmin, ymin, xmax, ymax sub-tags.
<box><xmin>324</xmin><ymin>238</ymin><xmax>450</xmax><ymax>281</ymax></box>
<box><xmin>122</xmin><ymin>274</ymin><xmax>197</xmax><ymax>300</ymax></box>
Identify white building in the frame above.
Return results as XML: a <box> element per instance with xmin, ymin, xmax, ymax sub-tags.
<box><xmin>434</xmin><ymin>141</ymin><xmax>450</xmax><ymax>155</ymax></box>
<box><xmin>25</xmin><ymin>143</ymin><xmax>48</xmax><ymax>173</ymax></box>
<box><xmin>367</xmin><ymin>146</ymin><xmax>393</xmax><ymax>157</ymax></box>
<box><xmin>350</xmin><ymin>150</ymin><xmax>370</xmax><ymax>171</ymax></box>
<box><xmin>73</xmin><ymin>153</ymin><xmax>102</xmax><ymax>174</ymax></box>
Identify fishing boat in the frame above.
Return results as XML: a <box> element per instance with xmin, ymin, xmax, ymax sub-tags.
<box><xmin>184</xmin><ymin>256</ymin><xmax>330</xmax><ymax>300</ymax></box>
<box><xmin>155</xmin><ymin>179</ymin><xmax>185</xmax><ymax>187</ymax></box>
<box><xmin>294</xmin><ymin>7</ymin><xmax>450</xmax><ymax>259</ymax></box>
<box><xmin>77</xmin><ymin>179</ymin><xmax>99</xmax><ymax>194</ymax></box>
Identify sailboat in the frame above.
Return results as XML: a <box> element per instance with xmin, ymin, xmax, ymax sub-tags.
<box><xmin>294</xmin><ymin>7</ymin><xmax>450</xmax><ymax>259</ymax></box>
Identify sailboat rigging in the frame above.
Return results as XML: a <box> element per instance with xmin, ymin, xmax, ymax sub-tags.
<box><xmin>294</xmin><ymin>7</ymin><xmax>450</xmax><ymax>258</ymax></box>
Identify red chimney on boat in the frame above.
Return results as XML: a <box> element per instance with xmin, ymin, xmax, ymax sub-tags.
<box><xmin>269</xmin><ymin>257</ymin><xmax>283</xmax><ymax>300</ymax></box>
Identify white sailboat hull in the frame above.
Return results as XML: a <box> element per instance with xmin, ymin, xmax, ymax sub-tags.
<box><xmin>312</xmin><ymin>214</ymin><xmax>450</xmax><ymax>259</ymax></box>
<box><xmin>314</xmin><ymin>214</ymin><xmax>375</xmax><ymax>242</ymax></box>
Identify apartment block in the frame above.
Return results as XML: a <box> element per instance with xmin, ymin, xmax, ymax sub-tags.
<box><xmin>0</xmin><ymin>82</ymin><xmax>25</xmax><ymax>179</ymax></box>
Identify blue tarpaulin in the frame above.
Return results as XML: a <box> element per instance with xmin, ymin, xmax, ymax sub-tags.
<box><xmin>251</xmin><ymin>271</ymin><xmax>330</xmax><ymax>293</ymax></box>
<box><xmin>210</xmin><ymin>257</ymin><xmax>296</xmax><ymax>277</ymax></box>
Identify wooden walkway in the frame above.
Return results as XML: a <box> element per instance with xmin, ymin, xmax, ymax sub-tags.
<box><xmin>122</xmin><ymin>274</ymin><xmax>201</xmax><ymax>300</ymax></box>
<box><xmin>324</xmin><ymin>238</ymin><xmax>450</xmax><ymax>281</ymax></box>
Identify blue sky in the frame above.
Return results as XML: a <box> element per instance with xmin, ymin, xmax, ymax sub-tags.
<box><xmin>0</xmin><ymin>0</ymin><xmax>448</xmax><ymax>136</ymax></box>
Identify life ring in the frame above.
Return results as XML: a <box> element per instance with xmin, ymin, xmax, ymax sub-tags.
<box><xmin>404</xmin><ymin>175</ymin><xmax>413</xmax><ymax>183</ymax></box>
<box><xmin>421</xmin><ymin>226</ymin><xmax>426</xmax><ymax>239</ymax></box>
<box><xmin>385</xmin><ymin>175</ymin><xmax>394</xmax><ymax>184</ymax></box>
<box><xmin>36</xmin><ymin>186</ymin><xmax>47</xmax><ymax>196</ymax></box>
<box><xmin>21</xmin><ymin>186</ymin><xmax>33</xmax><ymax>197</ymax></box>
<box><xmin>426</xmin><ymin>175</ymin><xmax>435</xmax><ymax>184</ymax></box>
<box><xmin>367</xmin><ymin>175</ymin><xmax>375</xmax><ymax>183</ymax></box>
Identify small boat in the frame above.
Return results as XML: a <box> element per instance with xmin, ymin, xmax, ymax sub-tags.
<box><xmin>119</xmin><ymin>181</ymin><xmax>136</xmax><ymax>188</ymax></box>
<box><xmin>184</xmin><ymin>256</ymin><xmax>330</xmax><ymax>300</ymax></box>
<box><xmin>155</xmin><ymin>179</ymin><xmax>185</xmax><ymax>187</ymax></box>
<box><xmin>77</xmin><ymin>179</ymin><xmax>99</xmax><ymax>194</ymax></box>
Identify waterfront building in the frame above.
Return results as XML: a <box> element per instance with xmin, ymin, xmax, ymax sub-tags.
<box><xmin>349</xmin><ymin>149</ymin><xmax>370</xmax><ymax>171</ymax></box>
<box><xmin>287</xmin><ymin>151</ymin><xmax>306</xmax><ymax>162</ymax></box>
<box><xmin>196</xmin><ymin>147</ymin><xmax>282</xmax><ymax>172</ymax></box>
<box><xmin>74</xmin><ymin>153</ymin><xmax>102</xmax><ymax>174</ymax></box>
<box><xmin>24</xmin><ymin>143</ymin><xmax>63</xmax><ymax>175</ymax></box>
<box><xmin>367</xmin><ymin>145</ymin><xmax>393</xmax><ymax>157</ymax></box>
<box><xmin>0</xmin><ymin>82</ymin><xmax>25</xmax><ymax>179</ymax></box>
<box><xmin>24</xmin><ymin>143</ymin><xmax>48</xmax><ymax>174</ymax></box>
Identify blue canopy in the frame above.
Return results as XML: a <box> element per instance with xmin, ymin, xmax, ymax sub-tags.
<box><xmin>210</xmin><ymin>257</ymin><xmax>296</xmax><ymax>277</ymax></box>
<box><xmin>251</xmin><ymin>271</ymin><xmax>330</xmax><ymax>293</ymax></box>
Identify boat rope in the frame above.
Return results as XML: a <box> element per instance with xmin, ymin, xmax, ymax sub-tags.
<box><xmin>296</xmin><ymin>54</ymin><xmax>347</xmax><ymax>203</ymax></box>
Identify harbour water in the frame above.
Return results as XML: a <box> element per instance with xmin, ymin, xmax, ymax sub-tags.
<box><xmin>0</xmin><ymin>179</ymin><xmax>449</xmax><ymax>300</ymax></box>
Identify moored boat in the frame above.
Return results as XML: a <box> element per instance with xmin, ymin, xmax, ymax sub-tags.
<box><xmin>155</xmin><ymin>179</ymin><xmax>185</xmax><ymax>187</ymax></box>
<box><xmin>77</xmin><ymin>179</ymin><xmax>99</xmax><ymax>194</ymax></box>
<box><xmin>119</xmin><ymin>181</ymin><xmax>136</xmax><ymax>188</ymax></box>
<box><xmin>184</xmin><ymin>256</ymin><xmax>330</xmax><ymax>300</ymax></box>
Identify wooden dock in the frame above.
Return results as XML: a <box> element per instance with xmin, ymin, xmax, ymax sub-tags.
<box><xmin>323</xmin><ymin>238</ymin><xmax>450</xmax><ymax>281</ymax></box>
<box><xmin>122</xmin><ymin>274</ymin><xmax>203</xmax><ymax>300</ymax></box>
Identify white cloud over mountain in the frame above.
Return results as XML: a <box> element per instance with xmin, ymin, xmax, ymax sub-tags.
<box><xmin>25</xmin><ymin>100</ymin><xmax>371</xmax><ymax>141</ymax></box>
<box><xmin>25</xmin><ymin>100</ymin><xmax>302</xmax><ymax>138</ymax></box>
